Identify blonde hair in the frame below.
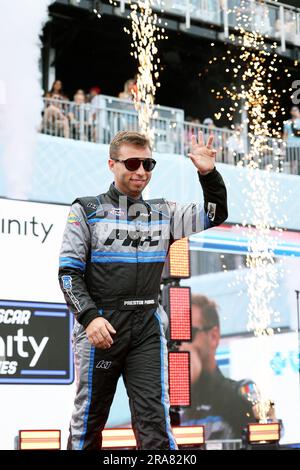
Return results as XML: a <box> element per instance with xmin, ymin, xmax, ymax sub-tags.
<box><xmin>109</xmin><ymin>131</ymin><xmax>152</xmax><ymax>157</ymax></box>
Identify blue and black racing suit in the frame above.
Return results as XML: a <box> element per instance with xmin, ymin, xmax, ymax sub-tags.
<box><xmin>58</xmin><ymin>167</ymin><xmax>228</xmax><ymax>450</ymax></box>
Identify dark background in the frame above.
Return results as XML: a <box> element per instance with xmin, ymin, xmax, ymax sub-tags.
<box><xmin>281</xmin><ymin>0</ymin><xmax>299</xmax><ymax>6</ymax></box>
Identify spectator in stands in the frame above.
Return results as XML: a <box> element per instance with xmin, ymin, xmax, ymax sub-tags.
<box><xmin>275</xmin><ymin>10</ymin><xmax>298</xmax><ymax>44</ymax></box>
<box><xmin>186</xmin><ymin>116</ymin><xmax>201</xmax><ymax>128</ymax></box>
<box><xmin>68</xmin><ymin>89</ymin><xmax>90</xmax><ymax>141</ymax></box>
<box><xmin>45</xmin><ymin>79</ymin><xmax>68</xmax><ymax>101</ymax></box>
<box><xmin>220</xmin><ymin>125</ymin><xmax>231</xmax><ymax>163</ymax></box>
<box><xmin>203</xmin><ymin>117</ymin><xmax>215</xmax><ymax>131</ymax></box>
<box><xmin>253</xmin><ymin>0</ymin><xmax>272</xmax><ymax>36</ymax></box>
<box><xmin>285</xmin><ymin>10</ymin><xmax>300</xmax><ymax>44</ymax></box>
<box><xmin>118</xmin><ymin>78</ymin><xmax>136</xmax><ymax>100</ymax></box>
<box><xmin>226</xmin><ymin>124</ymin><xmax>246</xmax><ymax>165</ymax></box>
<box><xmin>133</xmin><ymin>75</ymin><xmax>139</xmax><ymax>100</ymax></box>
<box><xmin>185</xmin><ymin>117</ymin><xmax>201</xmax><ymax>154</ymax></box>
<box><xmin>283</xmin><ymin>106</ymin><xmax>300</xmax><ymax>173</ymax></box>
<box><xmin>203</xmin><ymin>118</ymin><xmax>215</xmax><ymax>145</ymax></box>
<box><xmin>87</xmin><ymin>86</ymin><xmax>106</xmax><ymax>143</ymax></box>
<box><xmin>283</xmin><ymin>105</ymin><xmax>300</xmax><ymax>147</ymax></box>
<box><xmin>87</xmin><ymin>86</ymin><xmax>102</xmax><ymax>105</ymax></box>
<box><xmin>43</xmin><ymin>79</ymin><xmax>70</xmax><ymax>138</ymax></box>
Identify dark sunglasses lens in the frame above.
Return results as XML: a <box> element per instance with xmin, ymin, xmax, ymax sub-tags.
<box><xmin>143</xmin><ymin>159</ymin><xmax>156</xmax><ymax>171</ymax></box>
<box><xmin>124</xmin><ymin>158</ymin><xmax>156</xmax><ymax>171</ymax></box>
<box><xmin>124</xmin><ymin>158</ymin><xmax>141</xmax><ymax>171</ymax></box>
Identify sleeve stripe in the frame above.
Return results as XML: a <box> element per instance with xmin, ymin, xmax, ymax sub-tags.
<box><xmin>59</xmin><ymin>257</ymin><xmax>86</xmax><ymax>271</ymax></box>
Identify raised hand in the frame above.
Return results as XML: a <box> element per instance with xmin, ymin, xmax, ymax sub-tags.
<box><xmin>188</xmin><ymin>130</ymin><xmax>216</xmax><ymax>175</ymax></box>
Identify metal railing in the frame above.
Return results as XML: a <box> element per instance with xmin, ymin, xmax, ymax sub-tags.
<box><xmin>187</xmin><ymin>0</ymin><xmax>299</xmax><ymax>48</ymax></box>
<box><xmin>153</xmin><ymin>0</ymin><xmax>223</xmax><ymax>26</ymax></box>
<box><xmin>226</xmin><ymin>0</ymin><xmax>300</xmax><ymax>50</ymax></box>
<box><xmin>184</xmin><ymin>121</ymin><xmax>300</xmax><ymax>174</ymax></box>
<box><xmin>41</xmin><ymin>96</ymin><xmax>185</xmax><ymax>154</ymax></box>
<box><xmin>121</xmin><ymin>0</ymin><xmax>300</xmax><ymax>51</ymax></box>
<box><xmin>116</xmin><ymin>0</ymin><xmax>300</xmax><ymax>52</ymax></box>
<box><xmin>62</xmin><ymin>0</ymin><xmax>300</xmax><ymax>50</ymax></box>
<box><xmin>40</xmin><ymin>96</ymin><xmax>300</xmax><ymax>175</ymax></box>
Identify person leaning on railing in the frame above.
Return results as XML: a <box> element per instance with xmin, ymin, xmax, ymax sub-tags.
<box><xmin>225</xmin><ymin>124</ymin><xmax>245</xmax><ymax>165</ymax></box>
<box><xmin>42</xmin><ymin>79</ymin><xmax>70</xmax><ymax>138</ymax></box>
<box><xmin>118</xmin><ymin>78</ymin><xmax>136</xmax><ymax>101</ymax></box>
<box><xmin>275</xmin><ymin>9</ymin><xmax>298</xmax><ymax>43</ymax></box>
<box><xmin>283</xmin><ymin>105</ymin><xmax>300</xmax><ymax>174</ymax></box>
<box><xmin>283</xmin><ymin>105</ymin><xmax>300</xmax><ymax>148</ymax></box>
<box><xmin>88</xmin><ymin>87</ymin><xmax>107</xmax><ymax>143</ymax></box>
<box><xmin>68</xmin><ymin>89</ymin><xmax>92</xmax><ymax>142</ymax></box>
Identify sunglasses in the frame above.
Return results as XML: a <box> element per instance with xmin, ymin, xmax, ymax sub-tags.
<box><xmin>111</xmin><ymin>157</ymin><xmax>156</xmax><ymax>172</ymax></box>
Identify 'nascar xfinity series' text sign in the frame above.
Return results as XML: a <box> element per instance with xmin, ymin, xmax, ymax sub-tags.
<box><xmin>0</xmin><ymin>300</ymin><xmax>73</xmax><ymax>384</ymax></box>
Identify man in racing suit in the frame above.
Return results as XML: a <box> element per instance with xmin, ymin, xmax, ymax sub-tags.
<box><xmin>58</xmin><ymin>130</ymin><xmax>228</xmax><ymax>450</ymax></box>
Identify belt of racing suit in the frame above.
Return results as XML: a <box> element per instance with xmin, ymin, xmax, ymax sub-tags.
<box><xmin>96</xmin><ymin>294</ymin><xmax>159</xmax><ymax>311</ymax></box>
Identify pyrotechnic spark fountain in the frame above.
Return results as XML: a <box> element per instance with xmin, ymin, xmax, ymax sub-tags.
<box><xmin>209</xmin><ymin>0</ymin><xmax>291</xmax><ymax>421</ymax></box>
<box><xmin>124</xmin><ymin>0</ymin><xmax>167</xmax><ymax>144</ymax></box>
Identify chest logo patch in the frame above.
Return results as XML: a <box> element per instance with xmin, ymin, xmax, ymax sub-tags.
<box><xmin>110</xmin><ymin>208</ymin><xmax>125</xmax><ymax>216</ymax></box>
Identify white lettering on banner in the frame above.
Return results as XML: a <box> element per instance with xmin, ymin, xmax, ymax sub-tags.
<box><xmin>0</xmin><ymin>361</ymin><xmax>17</xmax><ymax>375</ymax></box>
<box><xmin>0</xmin><ymin>329</ymin><xmax>49</xmax><ymax>367</ymax></box>
<box><xmin>0</xmin><ymin>216</ymin><xmax>53</xmax><ymax>243</ymax></box>
<box><xmin>0</xmin><ymin>309</ymin><xmax>31</xmax><ymax>324</ymax></box>
<box><xmin>28</xmin><ymin>336</ymin><xmax>49</xmax><ymax>367</ymax></box>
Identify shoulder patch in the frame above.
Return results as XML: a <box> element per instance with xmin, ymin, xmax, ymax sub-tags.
<box><xmin>67</xmin><ymin>212</ymin><xmax>81</xmax><ymax>226</ymax></box>
<box><xmin>73</xmin><ymin>195</ymin><xmax>104</xmax><ymax>219</ymax></box>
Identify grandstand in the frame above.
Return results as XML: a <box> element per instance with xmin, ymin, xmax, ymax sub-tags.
<box><xmin>38</xmin><ymin>0</ymin><xmax>300</xmax><ymax>175</ymax></box>
<box><xmin>43</xmin><ymin>2</ymin><xmax>300</xmax><ymax>108</ymax></box>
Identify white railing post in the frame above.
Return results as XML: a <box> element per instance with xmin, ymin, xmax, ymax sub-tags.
<box><xmin>279</xmin><ymin>5</ymin><xmax>286</xmax><ymax>53</ymax></box>
<box><xmin>120</xmin><ymin>0</ymin><xmax>125</xmax><ymax>14</ymax></box>
<box><xmin>297</xmin><ymin>10</ymin><xmax>300</xmax><ymax>36</ymax></box>
<box><xmin>179</xmin><ymin>118</ymin><xmax>184</xmax><ymax>155</ymax></box>
<box><xmin>241</xmin><ymin>106</ymin><xmax>249</xmax><ymax>156</ymax></box>
<box><xmin>185</xmin><ymin>0</ymin><xmax>191</xmax><ymax>29</ymax></box>
<box><xmin>79</xmin><ymin>104</ymin><xmax>85</xmax><ymax>141</ymax></box>
<box><xmin>223</xmin><ymin>0</ymin><xmax>229</xmax><ymax>39</ymax></box>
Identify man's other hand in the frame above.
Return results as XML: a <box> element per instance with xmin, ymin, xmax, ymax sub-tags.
<box><xmin>188</xmin><ymin>131</ymin><xmax>216</xmax><ymax>175</ymax></box>
<box><xmin>85</xmin><ymin>317</ymin><xmax>116</xmax><ymax>349</ymax></box>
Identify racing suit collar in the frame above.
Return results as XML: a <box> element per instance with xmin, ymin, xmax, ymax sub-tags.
<box><xmin>108</xmin><ymin>182</ymin><xmax>144</xmax><ymax>206</ymax></box>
